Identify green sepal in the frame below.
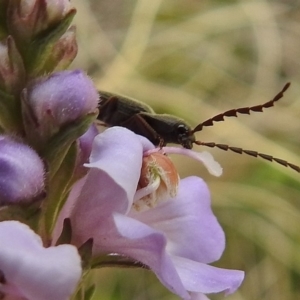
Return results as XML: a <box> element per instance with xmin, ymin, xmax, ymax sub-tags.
<box><xmin>0</xmin><ymin>29</ymin><xmax>7</xmax><ymax>40</ymax></box>
<box><xmin>0</xmin><ymin>0</ymin><xmax>8</xmax><ymax>37</ymax></box>
<box><xmin>91</xmin><ymin>254</ymin><xmax>148</xmax><ymax>270</ymax></box>
<box><xmin>84</xmin><ymin>285</ymin><xmax>96</xmax><ymax>300</ymax></box>
<box><xmin>41</xmin><ymin>141</ymin><xmax>78</xmax><ymax>239</ymax></box>
<box><xmin>70</xmin><ymin>240</ymin><xmax>94</xmax><ymax>300</ymax></box>
<box><xmin>55</xmin><ymin>218</ymin><xmax>72</xmax><ymax>245</ymax></box>
<box><xmin>40</xmin><ymin>112</ymin><xmax>97</xmax><ymax>239</ymax></box>
<box><xmin>73</xmin><ymin>283</ymin><xmax>95</xmax><ymax>300</ymax></box>
<box><xmin>78</xmin><ymin>238</ymin><xmax>94</xmax><ymax>271</ymax></box>
<box><xmin>0</xmin><ymin>89</ymin><xmax>23</xmax><ymax>133</ymax></box>
<box><xmin>3</xmin><ymin>35</ymin><xmax>26</xmax><ymax>95</ymax></box>
<box><xmin>0</xmin><ymin>200</ymin><xmax>42</xmax><ymax>231</ymax></box>
<box><xmin>41</xmin><ymin>111</ymin><xmax>97</xmax><ymax>181</ymax></box>
<box><xmin>42</xmin><ymin>26</ymin><xmax>78</xmax><ymax>73</ymax></box>
<box><xmin>25</xmin><ymin>9</ymin><xmax>76</xmax><ymax>77</ymax></box>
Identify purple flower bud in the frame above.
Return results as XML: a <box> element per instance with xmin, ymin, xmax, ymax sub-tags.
<box><xmin>0</xmin><ymin>36</ymin><xmax>25</xmax><ymax>94</ymax></box>
<box><xmin>0</xmin><ymin>136</ymin><xmax>45</xmax><ymax>205</ymax></box>
<box><xmin>22</xmin><ymin>70</ymin><xmax>99</xmax><ymax>141</ymax></box>
<box><xmin>7</xmin><ymin>0</ymin><xmax>74</xmax><ymax>42</ymax></box>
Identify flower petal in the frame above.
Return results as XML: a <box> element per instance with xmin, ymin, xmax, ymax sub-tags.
<box><xmin>0</xmin><ymin>221</ymin><xmax>81</xmax><ymax>300</ymax></box>
<box><xmin>112</xmin><ymin>213</ymin><xmax>190</xmax><ymax>300</ymax></box>
<box><xmin>130</xmin><ymin>176</ymin><xmax>225</xmax><ymax>263</ymax></box>
<box><xmin>158</xmin><ymin>147</ymin><xmax>222</xmax><ymax>177</ymax></box>
<box><xmin>172</xmin><ymin>255</ymin><xmax>244</xmax><ymax>295</ymax></box>
<box><xmin>136</xmin><ymin>134</ymin><xmax>155</xmax><ymax>152</ymax></box>
<box><xmin>86</xmin><ymin>127</ymin><xmax>144</xmax><ymax>211</ymax></box>
<box><xmin>69</xmin><ymin>127</ymin><xmax>145</xmax><ymax>245</ymax></box>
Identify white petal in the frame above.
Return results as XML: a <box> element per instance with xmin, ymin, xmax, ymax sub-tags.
<box><xmin>155</xmin><ymin>147</ymin><xmax>223</xmax><ymax>177</ymax></box>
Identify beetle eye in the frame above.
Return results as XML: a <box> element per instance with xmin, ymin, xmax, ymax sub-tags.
<box><xmin>177</xmin><ymin>124</ymin><xmax>188</xmax><ymax>135</ymax></box>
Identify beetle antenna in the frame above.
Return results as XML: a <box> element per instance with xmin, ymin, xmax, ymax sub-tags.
<box><xmin>192</xmin><ymin>83</ymin><xmax>291</xmax><ymax>133</ymax></box>
<box><xmin>194</xmin><ymin>141</ymin><xmax>300</xmax><ymax>173</ymax></box>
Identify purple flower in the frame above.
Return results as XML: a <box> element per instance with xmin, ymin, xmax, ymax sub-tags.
<box><xmin>22</xmin><ymin>70</ymin><xmax>99</xmax><ymax>142</ymax></box>
<box><xmin>54</xmin><ymin>127</ymin><xmax>244</xmax><ymax>299</ymax></box>
<box><xmin>0</xmin><ymin>221</ymin><xmax>81</xmax><ymax>300</ymax></box>
<box><xmin>0</xmin><ymin>136</ymin><xmax>45</xmax><ymax>205</ymax></box>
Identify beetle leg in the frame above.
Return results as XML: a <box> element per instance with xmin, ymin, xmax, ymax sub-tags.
<box><xmin>95</xmin><ymin>120</ymin><xmax>108</xmax><ymax>127</ymax></box>
<box><xmin>122</xmin><ymin>113</ymin><xmax>163</xmax><ymax>146</ymax></box>
<box><xmin>98</xmin><ymin>95</ymin><xmax>130</xmax><ymax>125</ymax></box>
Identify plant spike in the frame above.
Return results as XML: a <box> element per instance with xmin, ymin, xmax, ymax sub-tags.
<box><xmin>193</xmin><ymin>82</ymin><xmax>291</xmax><ymax>133</ymax></box>
<box><xmin>195</xmin><ymin>141</ymin><xmax>300</xmax><ymax>173</ymax></box>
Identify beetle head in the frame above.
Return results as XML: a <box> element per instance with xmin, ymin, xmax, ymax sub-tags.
<box><xmin>176</xmin><ymin>124</ymin><xmax>196</xmax><ymax>149</ymax></box>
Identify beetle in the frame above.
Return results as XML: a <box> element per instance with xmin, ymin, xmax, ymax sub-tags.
<box><xmin>97</xmin><ymin>83</ymin><xmax>300</xmax><ymax>173</ymax></box>
<box><xmin>97</xmin><ymin>91</ymin><xmax>195</xmax><ymax>148</ymax></box>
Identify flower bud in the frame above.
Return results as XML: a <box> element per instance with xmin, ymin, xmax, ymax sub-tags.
<box><xmin>45</xmin><ymin>26</ymin><xmax>78</xmax><ymax>72</ymax></box>
<box><xmin>22</xmin><ymin>70</ymin><xmax>99</xmax><ymax>142</ymax></box>
<box><xmin>7</xmin><ymin>0</ymin><xmax>74</xmax><ymax>42</ymax></box>
<box><xmin>0</xmin><ymin>36</ymin><xmax>25</xmax><ymax>94</ymax></box>
<box><xmin>0</xmin><ymin>136</ymin><xmax>45</xmax><ymax>205</ymax></box>
<box><xmin>46</xmin><ymin>0</ymin><xmax>73</xmax><ymax>23</ymax></box>
<box><xmin>134</xmin><ymin>152</ymin><xmax>179</xmax><ymax>211</ymax></box>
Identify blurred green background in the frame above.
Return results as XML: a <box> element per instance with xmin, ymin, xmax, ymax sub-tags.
<box><xmin>72</xmin><ymin>0</ymin><xmax>300</xmax><ymax>299</ymax></box>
